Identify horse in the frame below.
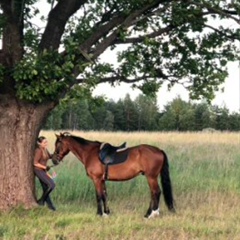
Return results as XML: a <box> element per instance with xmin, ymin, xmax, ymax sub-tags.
<box><xmin>52</xmin><ymin>132</ymin><xmax>175</xmax><ymax>218</ymax></box>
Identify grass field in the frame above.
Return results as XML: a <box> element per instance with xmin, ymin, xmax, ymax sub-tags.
<box><xmin>0</xmin><ymin>131</ymin><xmax>240</xmax><ymax>240</ymax></box>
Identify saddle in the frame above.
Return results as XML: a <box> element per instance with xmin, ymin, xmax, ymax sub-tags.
<box><xmin>99</xmin><ymin>142</ymin><xmax>129</xmax><ymax>180</ymax></box>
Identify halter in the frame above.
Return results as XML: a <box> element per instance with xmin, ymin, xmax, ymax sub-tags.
<box><xmin>52</xmin><ymin>141</ymin><xmax>63</xmax><ymax>165</ymax></box>
<box><xmin>52</xmin><ymin>132</ymin><xmax>71</xmax><ymax>165</ymax></box>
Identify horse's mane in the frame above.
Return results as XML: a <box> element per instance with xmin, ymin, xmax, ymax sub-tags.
<box><xmin>62</xmin><ymin>132</ymin><xmax>100</xmax><ymax>146</ymax></box>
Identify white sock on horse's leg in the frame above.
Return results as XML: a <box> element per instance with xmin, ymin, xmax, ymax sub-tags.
<box><xmin>148</xmin><ymin>208</ymin><xmax>159</xmax><ymax>218</ymax></box>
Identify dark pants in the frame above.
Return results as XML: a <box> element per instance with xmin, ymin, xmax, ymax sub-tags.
<box><xmin>34</xmin><ymin>168</ymin><xmax>56</xmax><ymax>209</ymax></box>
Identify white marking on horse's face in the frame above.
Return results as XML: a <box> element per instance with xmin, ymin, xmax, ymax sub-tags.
<box><xmin>148</xmin><ymin>209</ymin><xmax>160</xmax><ymax>218</ymax></box>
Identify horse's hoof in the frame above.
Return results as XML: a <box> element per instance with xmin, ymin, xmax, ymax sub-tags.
<box><xmin>169</xmin><ymin>207</ymin><xmax>176</xmax><ymax>213</ymax></box>
<box><xmin>102</xmin><ymin>213</ymin><xmax>109</xmax><ymax>218</ymax></box>
<box><xmin>147</xmin><ymin>209</ymin><xmax>160</xmax><ymax>219</ymax></box>
<box><xmin>105</xmin><ymin>209</ymin><xmax>110</xmax><ymax>215</ymax></box>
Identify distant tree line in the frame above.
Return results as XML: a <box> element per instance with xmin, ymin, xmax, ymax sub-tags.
<box><xmin>44</xmin><ymin>94</ymin><xmax>240</xmax><ymax>131</ymax></box>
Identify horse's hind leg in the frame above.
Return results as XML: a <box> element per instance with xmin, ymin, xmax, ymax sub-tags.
<box><xmin>145</xmin><ymin>177</ymin><xmax>161</xmax><ymax>218</ymax></box>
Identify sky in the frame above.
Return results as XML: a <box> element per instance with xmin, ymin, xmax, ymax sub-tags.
<box><xmin>93</xmin><ymin>53</ymin><xmax>240</xmax><ymax>113</ymax></box>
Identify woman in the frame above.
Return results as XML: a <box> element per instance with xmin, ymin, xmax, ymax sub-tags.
<box><xmin>33</xmin><ymin>136</ymin><xmax>56</xmax><ymax>211</ymax></box>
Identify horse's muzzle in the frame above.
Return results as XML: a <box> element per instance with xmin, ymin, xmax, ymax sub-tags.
<box><xmin>52</xmin><ymin>154</ymin><xmax>60</xmax><ymax>165</ymax></box>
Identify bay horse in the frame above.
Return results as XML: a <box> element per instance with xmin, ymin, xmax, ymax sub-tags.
<box><xmin>52</xmin><ymin>132</ymin><xmax>175</xmax><ymax>218</ymax></box>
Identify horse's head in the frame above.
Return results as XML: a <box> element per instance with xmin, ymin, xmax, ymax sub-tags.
<box><xmin>52</xmin><ymin>132</ymin><xmax>71</xmax><ymax>165</ymax></box>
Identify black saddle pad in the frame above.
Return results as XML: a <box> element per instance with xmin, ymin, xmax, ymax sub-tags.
<box><xmin>99</xmin><ymin>142</ymin><xmax>129</xmax><ymax>165</ymax></box>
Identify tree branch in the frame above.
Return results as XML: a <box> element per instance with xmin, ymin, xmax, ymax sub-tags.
<box><xmin>0</xmin><ymin>0</ymin><xmax>10</xmax><ymax>7</ymax></box>
<box><xmin>0</xmin><ymin>0</ymin><xmax>24</xmax><ymax>64</ymax></box>
<box><xmin>79</xmin><ymin>15</ymin><xmax>126</xmax><ymax>52</ymax></box>
<box><xmin>76</xmin><ymin>75</ymin><xmax>153</xmax><ymax>85</ymax></box>
<box><xmin>188</xmin><ymin>0</ymin><xmax>240</xmax><ymax>24</ymax></box>
<box><xmin>64</xmin><ymin>1</ymin><xmax>166</xmax><ymax>78</ymax></box>
<box><xmin>90</xmin><ymin>1</ymin><xmax>164</xmax><ymax>59</ymax></box>
<box><xmin>114</xmin><ymin>25</ymin><xmax>175</xmax><ymax>44</ymax></box>
<box><xmin>39</xmin><ymin>0</ymin><xmax>87</xmax><ymax>51</ymax></box>
<box><xmin>76</xmin><ymin>66</ymin><xmax>170</xmax><ymax>85</ymax></box>
<box><xmin>204</xmin><ymin>24</ymin><xmax>240</xmax><ymax>41</ymax></box>
<box><xmin>84</xmin><ymin>0</ymin><xmax>169</xmax><ymax>48</ymax></box>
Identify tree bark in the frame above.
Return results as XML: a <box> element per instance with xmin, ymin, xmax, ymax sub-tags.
<box><xmin>0</xmin><ymin>94</ymin><xmax>54</xmax><ymax>210</ymax></box>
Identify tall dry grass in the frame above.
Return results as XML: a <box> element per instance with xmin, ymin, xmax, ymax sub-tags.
<box><xmin>0</xmin><ymin>131</ymin><xmax>240</xmax><ymax>240</ymax></box>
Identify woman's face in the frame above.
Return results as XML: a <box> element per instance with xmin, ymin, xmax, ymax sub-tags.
<box><xmin>39</xmin><ymin>139</ymin><xmax>48</xmax><ymax>148</ymax></box>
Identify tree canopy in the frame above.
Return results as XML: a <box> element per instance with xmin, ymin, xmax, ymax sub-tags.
<box><xmin>1</xmin><ymin>0</ymin><xmax>239</xmax><ymax>103</ymax></box>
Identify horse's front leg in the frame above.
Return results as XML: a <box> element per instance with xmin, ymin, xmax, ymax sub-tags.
<box><xmin>102</xmin><ymin>181</ymin><xmax>110</xmax><ymax>215</ymax></box>
<box><xmin>95</xmin><ymin>189</ymin><xmax>103</xmax><ymax>216</ymax></box>
<box><xmin>93</xmin><ymin>178</ymin><xmax>110</xmax><ymax>216</ymax></box>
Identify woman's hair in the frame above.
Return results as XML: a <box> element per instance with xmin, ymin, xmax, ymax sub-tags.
<box><xmin>37</xmin><ymin>136</ymin><xmax>46</xmax><ymax>144</ymax></box>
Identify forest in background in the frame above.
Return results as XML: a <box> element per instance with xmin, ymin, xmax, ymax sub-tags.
<box><xmin>44</xmin><ymin>93</ymin><xmax>240</xmax><ymax>131</ymax></box>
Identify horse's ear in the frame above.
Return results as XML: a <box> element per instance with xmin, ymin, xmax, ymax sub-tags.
<box><xmin>62</xmin><ymin>132</ymin><xmax>71</xmax><ymax>137</ymax></box>
<box><xmin>55</xmin><ymin>133</ymin><xmax>60</xmax><ymax>139</ymax></box>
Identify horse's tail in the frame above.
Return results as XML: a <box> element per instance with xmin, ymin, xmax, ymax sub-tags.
<box><xmin>160</xmin><ymin>150</ymin><xmax>175</xmax><ymax>212</ymax></box>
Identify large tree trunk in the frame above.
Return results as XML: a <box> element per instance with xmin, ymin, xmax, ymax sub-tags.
<box><xmin>0</xmin><ymin>94</ymin><xmax>54</xmax><ymax>210</ymax></box>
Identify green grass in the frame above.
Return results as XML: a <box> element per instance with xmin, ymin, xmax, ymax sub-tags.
<box><xmin>1</xmin><ymin>131</ymin><xmax>240</xmax><ymax>240</ymax></box>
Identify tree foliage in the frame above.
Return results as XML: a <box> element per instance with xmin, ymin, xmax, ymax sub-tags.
<box><xmin>0</xmin><ymin>0</ymin><xmax>239</xmax><ymax>103</ymax></box>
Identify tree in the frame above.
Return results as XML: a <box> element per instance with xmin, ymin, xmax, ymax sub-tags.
<box><xmin>135</xmin><ymin>94</ymin><xmax>159</xmax><ymax>130</ymax></box>
<box><xmin>0</xmin><ymin>0</ymin><xmax>239</xmax><ymax>210</ymax></box>
<box><xmin>214</xmin><ymin>106</ymin><xmax>230</xmax><ymax>130</ymax></box>
<box><xmin>91</xmin><ymin>103</ymin><xmax>108</xmax><ymax>130</ymax></box>
<box><xmin>159</xmin><ymin>97</ymin><xmax>193</xmax><ymax>131</ymax></box>
<box><xmin>44</xmin><ymin>104</ymin><xmax>65</xmax><ymax>130</ymax></box>
<box><xmin>61</xmin><ymin>99</ymin><xmax>94</xmax><ymax>130</ymax></box>
<box><xmin>123</xmin><ymin>94</ymin><xmax>138</xmax><ymax>131</ymax></box>
<box><xmin>193</xmin><ymin>102</ymin><xmax>213</xmax><ymax>130</ymax></box>
<box><xmin>103</xmin><ymin>110</ymin><xmax>115</xmax><ymax>131</ymax></box>
<box><xmin>178</xmin><ymin>105</ymin><xmax>195</xmax><ymax>131</ymax></box>
<box><xmin>228</xmin><ymin>112</ymin><xmax>240</xmax><ymax>131</ymax></box>
<box><xmin>109</xmin><ymin>99</ymin><xmax>126</xmax><ymax>130</ymax></box>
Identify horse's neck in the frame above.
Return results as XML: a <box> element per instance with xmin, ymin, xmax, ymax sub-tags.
<box><xmin>69</xmin><ymin>143</ymin><xmax>85</xmax><ymax>165</ymax></box>
<box><xmin>69</xmin><ymin>141</ymin><xmax>98</xmax><ymax>166</ymax></box>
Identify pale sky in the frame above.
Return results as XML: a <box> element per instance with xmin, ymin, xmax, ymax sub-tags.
<box><xmin>93</xmin><ymin>53</ymin><xmax>240</xmax><ymax>113</ymax></box>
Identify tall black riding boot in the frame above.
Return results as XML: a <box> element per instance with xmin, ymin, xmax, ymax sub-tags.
<box><xmin>37</xmin><ymin>187</ymin><xmax>52</xmax><ymax>207</ymax></box>
<box><xmin>45</xmin><ymin>196</ymin><xmax>56</xmax><ymax>211</ymax></box>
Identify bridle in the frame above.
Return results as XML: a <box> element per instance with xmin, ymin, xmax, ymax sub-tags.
<box><xmin>52</xmin><ymin>132</ymin><xmax>71</xmax><ymax>165</ymax></box>
<box><xmin>52</xmin><ymin>140</ymin><xmax>64</xmax><ymax>165</ymax></box>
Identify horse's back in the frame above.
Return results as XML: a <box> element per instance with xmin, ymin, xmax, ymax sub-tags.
<box><xmin>127</xmin><ymin>144</ymin><xmax>164</xmax><ymax>164</ymax></box>
<box><xmin>130</xmin><ymin>144</ymin><xmax>163</xmax><ymax>154</ymax></box>
<box><xmin>125</xmin><ymin>144</ymin><xmax>164</xmax><ymax>177</ymax></box>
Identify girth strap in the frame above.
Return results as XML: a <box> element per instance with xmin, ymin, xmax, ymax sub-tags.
<box><xmin>104</xmin><ymin>165</ymin><xmax>109</xmax><ymax>180</ymax></box>
<box><xmin>99</xmin><ymin>142</ymin><xmax>129</xmax><ymax>180</ymax></box>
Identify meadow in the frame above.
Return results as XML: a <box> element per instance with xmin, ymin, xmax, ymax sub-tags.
<box><xmin>0</xmin><ymin>131</ymin><xmax>240</xmax><ymax>240</ymax></box>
